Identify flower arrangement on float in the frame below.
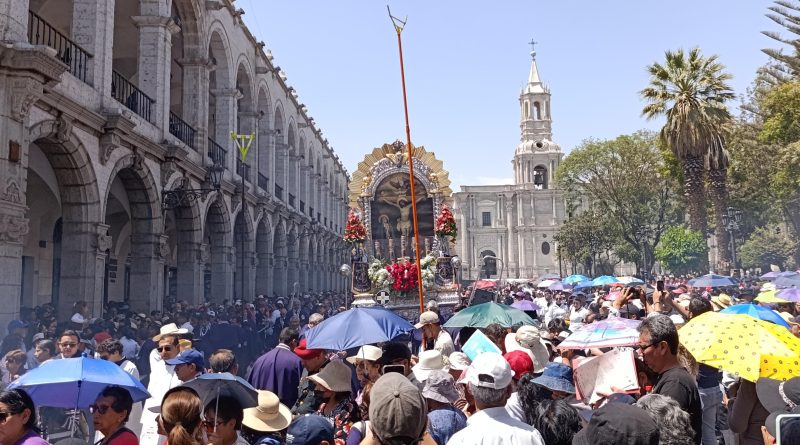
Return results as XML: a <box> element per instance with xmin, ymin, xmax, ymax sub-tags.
<box><xmin>343</xmin><ymin>209</ymin><xmax>367</xmax><ymax>244</ymax></box>
<box><xmin>434</xmin><ymin>204</ymin><xmax>458</xmax><ymax>242</ymax></box>
<box><xmin>367</xmin><ymin>254</ymin><xmax>438</xmax><ymax>294</ymax></box>
<box><xmin>368</xmin><ymin>259</ymin><xmax>393</xmax><ymax>291</ymax></box>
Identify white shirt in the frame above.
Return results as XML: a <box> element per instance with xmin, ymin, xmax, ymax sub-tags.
<box><xmin>139</xmin><ymin>348</ymin><xmax>180</xmax><ymax>445</ymax></box>
<box><xmin>504</xmin><ymin>392</ymin><xmax>526</xmax><ymax>424</ymax></box>
<box><xmin>433</xmin><ymin>329</ymin><xmax>455</xmax><ymax>357</ymax></box>
<box><xmin>568</xmin><ymin>306</ymin><xmax>589</xmax><ymax>329</ymax></box>
<box><xmin>446</xmin><ymin>406</ymin><xmax>545</xmax><ymax>445</ymax></box>
<box><xmin>120</xmin><ymin>336</ymin><xmax>140</xmax><ymax>361</ymax></box>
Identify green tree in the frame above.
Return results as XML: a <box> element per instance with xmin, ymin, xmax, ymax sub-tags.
<box><xmin>654</xmin><ymin>226</ymin><xmax>708</xmax><ymax>275</ymax></box>
<box><xmin>556</xmin><ymin>131</ymin><xmax>681</xmax><ymax>276</ymax></box>
<box><xmin>554</xmin><ymin>209</ymin><xmax>617</xmax><ymax>276</ymax></box>
<box><xmin>738</xmin><ymin>226</ymin><xmax>798</xmax><ymax>271</ymax></box>
<box><xmin>640</xmin><ymin>48</ymin><xmax>735</xmax><ymax>269</ymax></box>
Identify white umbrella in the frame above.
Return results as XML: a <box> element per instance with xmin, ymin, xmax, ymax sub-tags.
<box><xmin>538</xmin><ymin>279</ymin><xmax>560</xmax><ymax>288</ymax></box>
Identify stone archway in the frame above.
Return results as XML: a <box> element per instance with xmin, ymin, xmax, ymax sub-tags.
<box><xmin>102</xmin><ymin>154</ymin><xmax>163</xmax><ymax>313</ymax></box>
<box><xmin>26</xmin><ymin>119</ymin><xmax>102</xmax><ymax>319</ymax></box>
<box><xmin>203</xmin><ymin>196</ymin><xmax>232</xmax><ymax>302</ymax></box>
<box><xmin>299</xmin><ymin>237</ymin><xmax>309</xmax><ymax>292</ymax></box>
<box><xmin>162</xmin><ymin>181</ymin><xmax>204</xmax><ymax>306</ymax></box>
<box><xmin>272</xmin><ymin>221</ymin><xmax>287</xmax><ymax>297</ymax></box>
<box><xmin>255</xmin><ymin>215</ymin><xmax>272</xmax><ymax>297</ymax></box>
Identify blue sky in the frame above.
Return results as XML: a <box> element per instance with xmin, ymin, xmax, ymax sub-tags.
<box><xmin>241</xmin><ymin>1</ymin><xmax>774</xmax><ymax>189</ymax></box>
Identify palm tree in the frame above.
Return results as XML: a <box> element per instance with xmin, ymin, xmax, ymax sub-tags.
<box><xmin>641</xmin><ymin>48</ymin><xmax>734</xmax><ymax>266</ymax></box>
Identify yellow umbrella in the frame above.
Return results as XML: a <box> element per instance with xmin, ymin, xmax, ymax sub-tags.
<box><xmin>755</xmin><ymin>289</ymin><xmax>790</xmax><ymax>304</ymax></box>
<box><xmin>679</xmin><ymin>311</ymin><xmax>800</xmax><ymax>382</ymax></box>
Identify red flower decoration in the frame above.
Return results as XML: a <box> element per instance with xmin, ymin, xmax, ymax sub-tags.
<box><xmin>435</xmin><ymin>204</ymin><xmax>458</xmax><ymax>242</ymax></box>
<box><xmin>343</xmin><ymin>209</ymin><xmax>367</xmax><ymax>243</ymax></box>
<box><xmin>387</xmin><ymin>261</ymin><xmax>418</xmax><ymax>293</ymax></box>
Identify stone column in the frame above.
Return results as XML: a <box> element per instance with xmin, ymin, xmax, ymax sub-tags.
<box><xmin>274</xmin><ymin>255</ymin><xmax>287</xmax><ymax>296</ymax></box>
<box><xmin>211</xmin><ymin>245</ymin><xmax>233</xmax><ymax>303</ymax></box>
<box><xmin>505</xmin><ymin>195</ymin><xmax>518</xmax><ymax>277</ymax></box>
<box><xmin>179</xmin><ymin>57</ymin><xmax>212</xmax><ymax>147</ymax></box>
<box><xmin>0</xmin><ymin>202</ymin><xmax>28</xmax><ymax>332</ymax></box>
<box><xmin>177</xmin><ymin>241</ymin><xmax>204</xmax><ymax>306</ymax></box>
<box><xmin>210</xmin><ymin>88</ymin><xmax>240</xmax><ymax>169</ymax></box>
<box><xmin>128</xmin><ymin>232</ymin><xmax>166</xmax><ymax>313</ymax></box>
<box><xmin>238</xmin><ymin>111</ymin><xmax>259</xmax><ymax>184</ymax></box>
<box><xmin>256</xmin><ymin>251</ymin><xmax>272</xmax><ymax>296</ymax></box>
<box><xmin>133</xmin><ymin>15</ymin><xmax>176</xmax><ymax>133</ymax></box>
<box><xmin>0</xmin><ymin>0</ymin><xmax>29</xmax><ymax>42</ymax></box>
<box><xmin>72</xmin><ymin>0</ymin><xmax>114</xmax><ymax>95</ymax></box>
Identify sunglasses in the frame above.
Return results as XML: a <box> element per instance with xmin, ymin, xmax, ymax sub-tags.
<box><xmin>89</xmin><ymin>404</ymin><xmax>112</xmax><ymax>415</ymax></box>
<box><xmin>59</xmin><ymin>343</ymin><xmax>77</xmax><ymax>348</ymax></box>
<box><xmin>202</xmin><ymin>418</ymin><xmax>223</xmax><ymax>432</ymax></box>
<box><xmin>157</xmin><ymin>346</ymin><xmax>175</xmax><ymax>353</ymax></box>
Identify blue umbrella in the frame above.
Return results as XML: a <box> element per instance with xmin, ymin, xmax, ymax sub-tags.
<box><xmin>591</xmin><ymin>275</ymin><xmax>620</xmax><ymax>286</ymax></box>
<box><xmin>775</xmin><ymin>273</ymin><xmax>800</xmax><ymax>289</ymax></box>
<box><xmin>689</xmin><ymin>274</ymin><xmax>737</xmax><ymax>288</ymax></box>
<box><xmin>563</xmin><ymin>274</ymin><xmax>590</xmax><ymax>285</ymax></box>
<box><xmin>305</xmin><ymin>307</ymin><xmax>414</xmax><ymax>350</ymax></box>
<box><xmin>181</xmin><ymin>372</ymin><xmax>258</xmax><ymax>408</ymax></box>
<box><xmin>720</xmin><ymin>304</ymin><xmax>791</xmax><ymax>329</ymax></box>
<box><xmin>573</xmin><ymin>280</ymin><xmax>595</xmax><ymax>289</ymax></box>
<box><xmin>9</xmin><ymin>356</ymin><xmax>150</xmax><ymax>409</ymax></box>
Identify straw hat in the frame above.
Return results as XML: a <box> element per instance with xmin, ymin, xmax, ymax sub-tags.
<box><xmin>152</xmin><ymin>323</ymin><xmax>189</xmax><ymax>341</ymax></box>
<box><xmin>243</xmin><ymin>391</ymin><xmax>292</xmax><ymax>432</ymax></box>
<box><xmin>504</xmin><ymin>326</ymin><xmax>549</xmax><ymax>373</ymax></box>
<box><xmin>710</xmin><ymin>294</ymin><xmax>732</xmax><ymax>311</ymax></box>
<box><xmin>308</xmin><ymin>361</ymin><xmax>352</xmax><ymax>393</ymax></box>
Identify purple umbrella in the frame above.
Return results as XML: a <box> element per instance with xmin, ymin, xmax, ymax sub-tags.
<box><xmin>549</xmin><ymin>282</ymin><xmax>565</xmax><ymax>291</ymax></box>
<box><xmin>777</xmin><ymin>288</ymin><xmax>800</xmax><ymax>303</ymax></box>
<box><xmin>558</xmin><ymin>318</ymin><xmax>642</xmax><ymax>350</ymax></box>
<box><xmin>761</xmin><ymin>271</ymin><xmax>781</xmax><ymax>280</ymax></box>
<box><xmin>512</xmin><ymin>300</ymin><xmax>540</xmax><ymax>311</ymax></box>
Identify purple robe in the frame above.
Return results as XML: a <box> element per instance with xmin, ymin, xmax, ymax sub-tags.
<box><xmin>248</xmin><ymin>343</ymin><xmax>303</xmax><ymax>407</ymax></box>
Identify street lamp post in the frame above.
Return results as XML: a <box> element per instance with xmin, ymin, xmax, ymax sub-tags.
<box><xmin>721</xmin><ymin>206</ymin><xmax>743</xmax><ymax>274</ymax></box>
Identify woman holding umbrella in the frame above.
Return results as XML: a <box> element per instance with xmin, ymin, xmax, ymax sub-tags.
<box><xmin>90</xmin><ymin>386</ymin><xmax>137</xmax><ymax>445</ymax></box>
<box><xmin>0</xmin><ymin>388</ymin><xmax>49</xmax><ymax>445</ymax></box>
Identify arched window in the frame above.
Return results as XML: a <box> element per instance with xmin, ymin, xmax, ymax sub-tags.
<box><xmin>541</xmin><ymin>242</ymin><xmax>550</xmax><ymax>255</ymax></box>
<box><xmin>524</xmin><ymin>101</ymin><xmax>530</xmax><ymax>118</ymax></box>
<box><xmin>533</xmin><ymin>165</ymin><xmax>548</xmax><ymax>190</ymax></box>
<box><xmin>533</xmin><ymin>102</ymin><xmax>541</xmax><ymax>120</ymax></box>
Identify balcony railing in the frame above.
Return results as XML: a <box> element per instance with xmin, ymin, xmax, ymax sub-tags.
<box><xmin>28</xmin><ymin>10</ymin><xmax>92</xmax><ymax>84</ymax></box>
<box><xmin>111</xmin><ymin>70</ymin><xmax>154</xmax><ymax>122</ymax></box>
<box><xmin>169</xmin><ymin>112</ymin><xmax>197</xmax><ymax>150</ymax></box>
<box><xmin>208</xmin><ymin>138</ymin><xmax>227</xmax><ymax>167</ymax></box>
<box><xmin>258</xmin><ymin>173</ymin><xmax>269</xmax><ymax>191</ymax></box>
<box><xmin>274</xmin><ymin>184</ymin><xmax>283</xmax><ymax>201</ymax></box>
<box><xmin>300</xmin><ymin>200</ymin><xmax>305</xmax><ymax>213</ymax></box>
<box><xmin>288</xmin><ymin>193</ymin><xmax>295</xmax><ymax>208</ymax></box>
<box><xmin>236</xmin><ymin>158</ymin><xmax>251</xmax><ymax>182</ymax></box>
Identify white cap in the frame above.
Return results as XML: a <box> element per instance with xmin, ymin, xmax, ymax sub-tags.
<box><xmin>346</xmin><ymin>345</ymin><xmax>383</xmax><ymax>364</ymax></box>
<box><xmin>415</xmin><ymin>311</ymin><xmax>440</xmax><ymax>329</ymax></box>
<box><xmin>448</xmin><ymin>352</ymin><xmax>471</xmax><ymax>371</ymax></box>
<box><xmin>466</xmin><ymin>352</ymin><xmax>513</xmax><ymax>390</ymax></box>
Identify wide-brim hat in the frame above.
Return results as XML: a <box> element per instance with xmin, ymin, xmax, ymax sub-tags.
<box><xmin>308</xmin><ymin>361</ymin><xmax>352</xmax><ymax>393</ymax></box>
<box><xmin>757</xmin><ymin>376</ymin><xmax>800</xmax><ymax>412</ymax></box>
<box><xmin>411</xmin><ymin>350</ymin><xmax>450</xmax><ymax>382</ymax></box>
<box><xmin>532</xmin><ymin>363</ymin><xmax>575</xmax><ymax>394</ymax></box>
<box><xmin>152</xmin><ymin>323</ymin><xmax>189</xmax><ymax>341</ymax></box>
<box><xmin>346</xmin><ymin>345</ymin><xmax>382</xmax><ymax>364</ymax></box>
<box><xmin>504</xmin><ymin>326</ymin><xmax>549</xmax><ymax>373</ymax></box>
<box><xmin>243</xmin><ymin>391</ymin><xmax>292</xmax><ymax>432</ymax></box>
<box><xmin>711</xmin><ymin>294</ymin><xmax>733</xmax><ymax>311</ymax></box>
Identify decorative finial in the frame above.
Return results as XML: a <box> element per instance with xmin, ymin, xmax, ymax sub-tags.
<box><xmin>528</xmin><ymin>38</ymin><xmax>538</xmax><ymax>60</ymax></box>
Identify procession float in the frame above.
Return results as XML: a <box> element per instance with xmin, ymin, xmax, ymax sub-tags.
<box><xmin>340</xmin><ymin>141</ymin><xmax>462</xmax><ymax>319</ymax></box>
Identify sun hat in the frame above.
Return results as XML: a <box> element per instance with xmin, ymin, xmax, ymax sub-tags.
<box><xmin>414</xmin><ymin>311</ymin><xmax>440</xmax><ymax>329</ymax></box>
<box><xmin>465</xmin><ymin>351</ymin><xmax>513</xmax><ymax>390</ymax></box>
<box><xmin>572</xmin><ymin>402</ymin><xmax>659</xmax><ymax>445</ymax></box>
<box><xmin>779</xmin><ymin>312</ymin><xmax>799</xmax><ymax>326</ymax></box>
<box><xmin>346</xmin><ymin>345</ymin><xmax>382</xmax><ymax>364</ymax></box>
<box><xmin>286</xmin><ymin>414</ymin><xmax>334</xmax><ymax>445</ymax></box>
<box><xmin>152</xmin><ymin>323</ymin><xmax>189</xmax><ymax>341</ymax></box>
<box><xmin>503</xmin><ymin>351</ymin><xmax>533</xmax><ymax>380</ymax></box>
<box><xmin>308</xmin><ymin>360</ymin><xmax>352</xmax><ymax>393</ymax></box>
<box><xmin>294</xmin><ymin>338</ymin><xmax>324</xmax><ymax>360</ymax></box>
<box><xmin>757</xmin><ymin>376</ymin><xmax>800</xmax><ymax>412</ymax></box>
<box><xmin>503</xmin><ymin>326</ymin><xmax>550</xmax><ymax>373</ymax></box>
<box><xmin>165</xmin><ymin>349</ymin><xmax>205</xmax><ymax>369</ymax></box>
<box><xmin>243</xmin><ymin>391</ymin><xmax>292</xmax><ymax>432</ymax></box>
<box><xmin>532</xmin><ymin>363</ymin><xmax>575</xmax><ymax>394</ymax></box>
<box><xmin>711</xmin><ymin>294</ymin><xmax>733</xmax><ymax>311</ymax></box>
<box><xmin>369</xmin><ymin>373</ymin><xmax>428</xmax><ymax>445</ymax></box>
<box><xmin>448</xmin><ymin>352</ymin><xmax>471</xmax><ymax>371</ymax></box>
<box><xmin>411</xmin><ymin>350</ymin><xmax>450</xmax><ymax>382</ymax></box>
<box><xmin>421</xmin><ymin>370</ymin><xmax>460</xmax><ymax>404</ymax></box>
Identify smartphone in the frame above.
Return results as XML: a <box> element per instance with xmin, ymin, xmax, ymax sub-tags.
<box><xmin>382</xmin><ymin>364</ymin><xmax>406</xmax><ymax>375</ymax></box>
<box><xmin>656</xmin><ymin>280</ymin><xmax>664</xmax><ymax>292</ymax></box>
<box><xmin>776</xmin><ymin>413</ymin><xmax>800</xmax><ymax>444</ymax></box>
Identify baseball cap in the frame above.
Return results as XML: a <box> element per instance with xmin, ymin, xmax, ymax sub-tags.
<box><xmin>369</xmin><ymin>373</ymin><xmax>428</xmax><ymax>445</ymax></box>
<box><xmin>465</xmin><ymin>352</ymin><xmax>513</xmax><ymax>390</ymax></box>
<box><xmin>165</xmin><ymin>349</ymin><xmax>205</xmax><ymax>369</ymax></box>
<box><xmin>286</xmin><ymin>414</ymin><xmax>334</xmax><ymax>445</ymax></box>
<box><xmin>503</xmin><ymin>351</ymin><xmax>533</xmax><ymax>380</ymax></box>
<box><xmin>414</xmin><ymin>311</ymin><xmax>440</xmax><ymax>329</ymax></box>
<box><xmin>573</xmin><ymin>402</ymin><xmax>659</xmax><ymax>445</ymax></box>
<box><xmin>294</xmin><ymin>339</ymin><xmax>323</xmax><ymax>360</ymax></box>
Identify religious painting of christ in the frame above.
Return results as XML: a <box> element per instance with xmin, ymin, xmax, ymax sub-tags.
<box><xmin>370</xmin><ymin>172</ymin><xmax>434</xmax><ymax>240</ymax></box>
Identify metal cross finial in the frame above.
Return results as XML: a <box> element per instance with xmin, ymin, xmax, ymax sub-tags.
<box><xmin>529</xmin><ymin>38</ymin><xmax>538</xmax><ymax>59</ymax></box>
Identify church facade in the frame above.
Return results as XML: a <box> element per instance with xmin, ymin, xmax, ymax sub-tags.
<box><xmin>453</xmin><ymin>49</ymin><xmax>567</xmax><ymax>281</ymax></box>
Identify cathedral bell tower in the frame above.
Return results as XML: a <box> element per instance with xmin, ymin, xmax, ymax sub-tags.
<box><xmin>514</xmin><ymin>42</ymin><xmax>563</xmax><ymax>189</ymax></box>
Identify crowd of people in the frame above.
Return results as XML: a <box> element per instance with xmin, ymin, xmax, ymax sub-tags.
<box><xmin>1</xmin><ymin>280</ymin><xmax>800</xmax><ymax>445</ymax></box>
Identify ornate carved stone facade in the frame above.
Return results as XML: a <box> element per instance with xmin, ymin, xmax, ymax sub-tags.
<box><xmin>453</xmin><ymin>49</ymin><xmax>567</xmax><ymax>280</ymax></box>
<box><xmin>0</xmin><ymin>0</ymin><xmax>349</xmax><ymax>329</ymax></box>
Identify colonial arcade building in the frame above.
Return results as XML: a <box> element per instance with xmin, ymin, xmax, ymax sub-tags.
<box><xmin>0</xmin><ymin>0</ymin><xmax>350</xmax><ymax>327</ymax></box>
